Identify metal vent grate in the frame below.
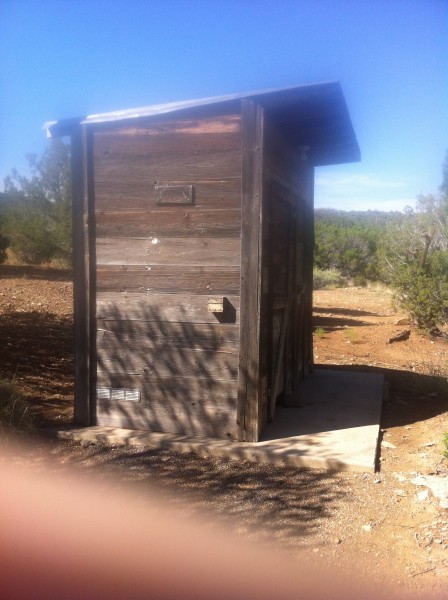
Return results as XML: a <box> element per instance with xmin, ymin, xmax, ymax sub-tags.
<box><xmin>97</xmin><ymin>387</ymin><xmax>141</xmax><ymax>402</ymax></box>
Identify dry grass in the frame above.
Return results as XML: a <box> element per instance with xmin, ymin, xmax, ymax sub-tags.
<box><xmin>0</xmin><ymin>378</ymin><xmax>35</xmax><ymax>433</ymax></box>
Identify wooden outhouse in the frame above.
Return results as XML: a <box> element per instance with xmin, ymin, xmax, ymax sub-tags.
<box><xmin>46</xmin><ymin>83</ymin><xmax>359</xmax><ymax>442</ymax></box>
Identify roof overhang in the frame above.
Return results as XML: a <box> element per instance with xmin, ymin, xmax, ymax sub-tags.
<box><xmin>44</xmin><ymin>81</ymin><xmax>360</xmax><ymax>167</ymax></box>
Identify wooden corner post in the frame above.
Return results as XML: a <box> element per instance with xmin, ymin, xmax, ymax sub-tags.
<box><xmin>237</xmin><ymin>99</ymin><xmax>264</xmax><ymax>442</ymax></box>
<box><xmin>71</xmin><ymin>125</ymin><xmax>96</xmax><ymax>426</ymax></box>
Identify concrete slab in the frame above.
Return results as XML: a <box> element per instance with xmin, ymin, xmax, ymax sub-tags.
<box><xmin>51</xmin><ymin>369</ymin><xmax>384</xmax><ymax>473</ymax></box>
<box><xmin>260</xmin><ymin>369</ymin><xmax>384</xmax><ymax>471</ymax></box>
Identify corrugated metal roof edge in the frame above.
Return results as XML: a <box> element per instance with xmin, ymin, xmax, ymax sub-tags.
<box><xmin>44</xmin><ymin>80</ymin><xmax>341</xmax><ymax>138</ymax></box>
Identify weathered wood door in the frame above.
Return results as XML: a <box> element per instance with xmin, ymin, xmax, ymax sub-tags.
<box><xmin>267</xmin><ymin>183</ymin><xmax>305</xmax><ymax>418</ymax></box>
<box><xmin>92</xmin><ymin>113</ymin><xmax>243</xmax><ymax>438</ymax></box>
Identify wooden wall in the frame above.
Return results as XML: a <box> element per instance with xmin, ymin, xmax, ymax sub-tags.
<box><xmin>258</xmin><ymin>118</ymin><xmax>314</xmax><ymax>434</ymax></box>
<box><xmin>93</xmin><ymin>112</ymin><xmax>242</xmax><ymax>438</ymax></box>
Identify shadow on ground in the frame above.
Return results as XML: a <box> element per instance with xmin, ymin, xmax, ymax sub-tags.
<box><xmin>40</xmin><ymin>438</ymin><xmax>348</xmax><ymax>547</ymax></box>
<box><xmin>314</xmin><ymin>364</ymin><xmax>447</xmax><ymax>430</ymax></box>
<box><xmin>0</xmin><ymin>265</ymin><xmax>72</xmax><ymax>282</ymax></box>
<box><xmin>0</xmin><ymin>311</ymin><xmax>74</xmax><ymax>425</ymax></box>
<box><xmin>313</xmin><ymin>316</ymin><xmax>372</xmax><ymax>330</ymax></box>
<box><xmin>313</xmin><ymin>306</ymin><xmax>380</xmax><ymax>318</ymax></box>
<box><xmin>313</xmin><ymin>305</ymin><xmax>382</xmax><ymax>330</ymax></box>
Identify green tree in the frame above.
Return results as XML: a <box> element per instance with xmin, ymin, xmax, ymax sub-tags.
<box><xmin>0</xmin><ymin>193</ymin><xmax>12</xmax><ymax>263</ymax></box>
<box><xmin>314</xmin><ymin>211</ymin><xmax>388</xmax><ymax>284</ymax></box>
<box><xmin>382</xmin><ymin>156</ymin><xmax>448</xmax><ymax>333</ymax></box>
<box><xmin>441</xmin><ymin>149</ymin><xmax>448</xmax><ymax>196</ymax></box>
<box><xmin>3</xmin><ymin>140</ymin><xmax>72</xmax><ymax>265</ymax></box>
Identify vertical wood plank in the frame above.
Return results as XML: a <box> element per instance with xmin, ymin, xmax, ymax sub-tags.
<box><xmin>283</xmin><ymin>214</ymin><xmax>295</xmax><ymax>403</ymax></box>
<box><xmin>72</xmin><ymin>126</ymin><xmax>96</xmax><ymax>426</ymax></box>
<box><xmin>237</xmin><ymin>99</ymin><xmax>264</xmax><ymax>442</ymax></box>
<box><xmin>301</xmin><ymin>165</ymin><xmax>314</xmax><ymax>379</ymax></box>
<box><xmin>257</xmin><ymin>171</ymin><xmax>272</xmax><ymax>434</ymax></box>
<box><xmin>291</xmin><ymin>204</ymin><xmax>305</xmax><ymax>401</ymax></box>
<box><xmin>307</xmin><ymin>168</ymin><xmax>315</xmax><ymax>374</ymax></box>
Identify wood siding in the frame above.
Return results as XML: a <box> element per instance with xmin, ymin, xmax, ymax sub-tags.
<box><xmin>260</xmin><ymin>118</ymin><xmax>314</xmax><ymax>433</ymax></box>
<box><xmin>93</xmin><ymin>113</ymin><xmax>242</xmax><ymax>438</ymax></box>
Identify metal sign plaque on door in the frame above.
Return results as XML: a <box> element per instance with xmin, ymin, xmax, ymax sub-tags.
<box><xmin>155</xmin><ymin>184</ymin><xmax>195</xmax><ymax>205</ymax></box>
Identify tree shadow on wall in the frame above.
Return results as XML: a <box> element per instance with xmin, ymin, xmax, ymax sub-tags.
<box><xmin>95</xmin><ymin>298</ymin><xmax>241</xmax><ymax>439</ymax></box>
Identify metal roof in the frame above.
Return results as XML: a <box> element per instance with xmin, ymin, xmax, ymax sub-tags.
<box><xmin>45</xmin><ymin>81</ymin><xmax>360</xmax><ymax>167</ymax></box>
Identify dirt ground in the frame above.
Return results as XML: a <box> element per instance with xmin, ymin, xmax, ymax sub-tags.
<box><xmin>1</xmin><ymin>266</ymin><xmax>447</xmax><ymax>597</ymax></box>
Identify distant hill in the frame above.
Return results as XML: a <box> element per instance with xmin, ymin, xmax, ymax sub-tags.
<box><xmin>315</xmin><ymin>208</ymin><xmax>405</xmax><ymax>227</ymax></box>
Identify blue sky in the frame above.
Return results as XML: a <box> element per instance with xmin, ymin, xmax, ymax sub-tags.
<box><xmin>1</xmin><ymin>0</ymin><xmax>447</xmax><ymax>211</ymax></box>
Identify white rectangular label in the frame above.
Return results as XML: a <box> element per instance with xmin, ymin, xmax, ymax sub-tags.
<box><xmin>97</xmin><ymin>387</ymin><xmax>141</xmax><ymax>402</ymax></box>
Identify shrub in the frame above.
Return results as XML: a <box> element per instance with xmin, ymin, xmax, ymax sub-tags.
<box><xmin>0</xmin><ymin>232</ymin><xmax>8</xmax><ymax>263</ymax></box>
<box><xmin>0</xmin><ymin>379</ymin><xmax>34</xmax><ymax>433</ymax></box>
<box><xmin>393</xmin><ymin>252</ymin><xmax>448</xmax><ymax>333</ymax></box>
<box><xmin>0</xmin><ymin>196</ymin><xmax>11</xmax><ymax>263</ymax></box>
<box><xmin>2</xmin><ymin>140</ymin><xmax>72</xmax><ymax>266</ymax></box>
<box><xmin>381</xmin><ymin>181</ymin><xmax>448</xmax><ymax>334</ymax></box>
<box><xmin>4</xmin><ymin>196</ymin><xmax>72</xmax><ymax>266</ymax></box>
<box><xmin>353</xmin><ymin>274</ymin><xmax>368</xmax><ymax>287</ymax></box>
<box><xmin>5</xmin><ymin>200</ymin><xmax>57</xmax><ymax>264</ymax></box>
<box><xmin>313</xmin><ymin>268</ymin><xmax>348</xmax><ymax>290</ymax></box>
<box><xmin>345</xmin><ymin>328</ymin><xmax>359</xmax><ymax>343</ymax></box>
<box><xmin>314</xmin><ymin>212</ymin><xmax>386</xmax><ymax>283</ymax></box>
